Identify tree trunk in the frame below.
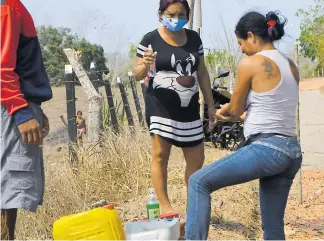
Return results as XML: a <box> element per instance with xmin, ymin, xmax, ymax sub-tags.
<box><xmin>63</xmin><ymin>48</ymin><xmax>103</xmax><ymax>144</ymax></box>
<box><xmin>88</xmin><ymin>95</ymin><xmax>103</xmax><ymax>143</ymax></box>
<box><xmin>185</xmin><ymin>0</ymin><xmax>195</xmax><ymax>30</ymax></box>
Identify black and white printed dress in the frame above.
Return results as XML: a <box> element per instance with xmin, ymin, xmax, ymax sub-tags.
<box><xmin>137</xmin><ymin>29</ymin><xmax>205</xmax><ymax>148</ymax></box>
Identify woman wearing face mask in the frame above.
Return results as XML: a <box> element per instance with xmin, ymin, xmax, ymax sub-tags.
<box><xmin>133</xmin><ymin>0</ymin><xmax>216</xmax><ymax>216</ymax></box>
<box><xmin>185</xmin><ymin>11</ymin><xmax>302</xmax><ymax>240</ymax></box>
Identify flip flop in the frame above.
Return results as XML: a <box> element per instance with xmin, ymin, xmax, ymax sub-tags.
<box><xmin>160</xmin><ymin>211</ymin><xmax>180</xmax><ymax>219</ymax></box>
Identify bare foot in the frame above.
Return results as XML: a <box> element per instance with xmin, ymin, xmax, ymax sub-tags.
<box><xmin>160</xmin><ymin>206</ymin><xmax>176</xmax><ymax>215</ymax></box>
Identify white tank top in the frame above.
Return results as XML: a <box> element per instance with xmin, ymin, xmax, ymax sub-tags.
<box><xmin>244</xmin><ymin>50</ymin><xmax>299</xmax><ymax>139</ymax></box>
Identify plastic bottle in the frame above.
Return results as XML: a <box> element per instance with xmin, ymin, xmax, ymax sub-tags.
<box><xmin>146</xmin><ymin>188</ymin><xmax>160</xmax><ymax>220</ymax></box>
<box><xmin>148</xmin><ymin>45</ymin><xmax>157</xmax><ymax>78</ymax></box>
<box><xmin>143</xmin><ymin>45</ymin><xmax>156</xmax><ymax>87</ymax></box>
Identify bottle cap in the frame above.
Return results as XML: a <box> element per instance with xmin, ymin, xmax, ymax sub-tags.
<box><xmin>148</xmin><ymin>188</ymin><xmax>155</xmax><ymax>194</ymax></box>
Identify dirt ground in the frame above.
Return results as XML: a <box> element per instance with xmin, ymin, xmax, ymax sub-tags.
<box><xmin>299</xmin><ymin>77</ymin><xmax>324</xmax><ymax>91</ymax></box>
<box><xmin>285</xmin><ymin>169</ymin><xmax>324</xmax><ymax>240</ymax></box>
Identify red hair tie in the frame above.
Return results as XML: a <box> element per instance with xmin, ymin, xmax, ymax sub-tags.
<box><xmin>267</xmin><ymin>20</ymin><xmax>277</xmax><ymax>27</ymax></box>
<box><xmin>267</xmin><ymin>20</ymin><xmax>277</xmax><ymax>37</ymax></box>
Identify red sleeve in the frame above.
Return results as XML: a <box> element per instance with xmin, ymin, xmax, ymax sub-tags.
<box><xmin>1</xmin><ymin>5</ymin><xmax>28</xmax><ymax>116</ymax></box>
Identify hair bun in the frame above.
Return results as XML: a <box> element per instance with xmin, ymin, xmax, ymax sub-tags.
<box><xmin>265</xmin><ymin>11</ymin><xmax>287</xmax><ymax>41</ymax></box>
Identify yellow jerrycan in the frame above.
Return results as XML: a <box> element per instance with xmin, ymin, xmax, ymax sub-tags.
<box><xmin>53</xmin><ymin>204</ymin><xmax>126</xmax><ymax>240</ymax></box>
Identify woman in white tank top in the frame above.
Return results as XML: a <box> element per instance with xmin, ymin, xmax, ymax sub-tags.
<box><xmin>185</xmin><ymin>11</ymin><xmax>302</xmax><ymax>240</ymax></box>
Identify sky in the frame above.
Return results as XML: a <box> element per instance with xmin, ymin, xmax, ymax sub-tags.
<box><xmin>22</xmin><ymin>0</ymin><xmax>313</xmax><ymax>55</ymax></box>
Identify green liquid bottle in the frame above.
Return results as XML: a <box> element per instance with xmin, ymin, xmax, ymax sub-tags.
<box><xmin>146</xmin><ymin>188</ymin><xmax>160</xmax><ymax>220</ymax></box>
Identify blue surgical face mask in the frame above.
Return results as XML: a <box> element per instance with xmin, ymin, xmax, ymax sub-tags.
<box><xmin>162</xmin><ymin>15</ymin><xmax>188</xmax><ymax>32</ymax></box>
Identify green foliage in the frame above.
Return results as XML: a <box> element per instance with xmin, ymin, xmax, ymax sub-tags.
<box><xmin>205</xmin><ymin>50</ymin><xmax>227</xmax><ymax>73</ymax></box>
<box><xmin>297</xmin><ymin>0</ymin><xmax>324</xmax><ymax>68</ymax></box>
<box><xmin>75</xmin><ymin>39</ymin><xmax>107</xmax><ymax>72</ymax></box>
<box><xmin>37</xmin><ymin>26</ymin><xmax>76</xmax><ymax>86</ymax></box>
<box><xmin>128</xmin><ymin>43</ymin><xmax>138</xmax><ymax>58</ymax></box>
<box><xmin>101</xmin><ymin>101</ymin><xmax>110</xmax><ymax>131</ymax></box>
<box><xmin>205</xmin><ymin>49</ymin><xmax>242</xmax><ymax>86</ymax></box>
<box><xmin>37</xmin><ymin>26</ymin><xmax>107</xmax><ymax>86</ymax></box>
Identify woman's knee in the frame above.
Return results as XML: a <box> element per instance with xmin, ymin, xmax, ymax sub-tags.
<box><xmin>186</xmin><ymin>162</ymin><xmax>203</xmax><ymax>177</ymax></box>
<box><xmin>152</xmin><ymin>145</ymin><xmax>171</xmax><ymax>165</ymax></box>
<box><xmin>188</xmin><ymin>152</ymin><xmax>205</xmax><ymax>169</ymax></box>
<box><xmin>183</xmin><ymin>144</ymin><xmax>205</xmax><ymax>168</ymax></box>
<box><xmin>152</xmin><ymin>136</ymin><xmax>171</xmax><ymax>165</ymax></box>
<box><xmin>188</xmin><ymin>169</ymin><xmax>205</xmax><ymax>190</ymax></box>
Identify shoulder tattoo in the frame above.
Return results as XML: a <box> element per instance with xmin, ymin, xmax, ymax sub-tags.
<box><xmin>261</xmin><ymin>59</ymin><xmax>273</xmax><ymax>79</ymax></box>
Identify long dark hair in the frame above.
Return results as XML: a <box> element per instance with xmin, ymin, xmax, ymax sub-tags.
<box><xmin>235</xmin><ymin>11</ymin><xmax>287</xmax><ymax>41</ymax></box>
<box><xmin>159</xmin><ymin>0</ymin><xmax>191</xmax><ymax>20</ymax></box>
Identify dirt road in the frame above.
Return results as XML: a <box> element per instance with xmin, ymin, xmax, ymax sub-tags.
<box><xmin>300</xmin><ymin>89</ymin><xmax>324</xmax><ymax>169</ymax></box>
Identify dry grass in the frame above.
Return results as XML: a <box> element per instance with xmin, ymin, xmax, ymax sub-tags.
<box><xmin>15</xmin><ymin>128</ymin><xmax>261</xmax><ymax>240</ymax></box>
<box><xmin>15</xmin><ymin>126</ymin><xmax>152</xmax><ymax>240</ymax></box>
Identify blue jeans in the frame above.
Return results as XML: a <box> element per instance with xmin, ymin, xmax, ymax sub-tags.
<box><xmin>186</xmin><ymin>135</ymin><xmax>302</xmax><ymax>240</ymax></box>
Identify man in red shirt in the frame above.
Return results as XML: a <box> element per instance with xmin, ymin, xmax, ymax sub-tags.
<box><xmin>1</xmin><ymin>0</ymin><xmax>52</xmax><ymax>239</ymax></box>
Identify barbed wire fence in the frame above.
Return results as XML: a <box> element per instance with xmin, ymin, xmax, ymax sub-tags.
<box><xmin>42</xmin><ymin>70</ymin><xmax>147</xmax><ymax>151</ymax></box>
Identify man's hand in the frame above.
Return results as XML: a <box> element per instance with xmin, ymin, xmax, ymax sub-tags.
<box><xmin>17</xmin><ymin>119</ymin><xmax>43</xmax><ymax>145</ymax></box>
<box><xmin>42</xmin><ymin>113</ymin><xmax>50</xmax><ymax>138</ymax></box>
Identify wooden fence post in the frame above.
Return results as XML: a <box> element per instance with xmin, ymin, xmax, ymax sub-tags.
<box><xmin>63</xmin><ymin>48</ymin><xmax>103</xmax><ymax>145</ymax></box>
<box><xmin>140</xmin><ymin>80</ymin><xmax>146</xmax><ymax>99</ymax></box>
<box><xmin>294</xmin><ymin>44</ymin><xmax>303</xmax><ymax>205</ymax></box>
<box><xmin>128</xmin><ymin>72</ymin><xmax>144</xmax><ymax>125</ymax></box>
<box><xmin>117</xmin><ymin>77</ymin><xmax>134</xmax><ymax>128</ymax></box>
<box><xmin>65</xmin><ymin>65</ymin><xmax>77</xmax><ymax>161</ymax></box>
<box><xmin>89</xmin><ymin>70</ymin><xmax>99</xmax><ymax>93</ymax></box>
<box><xmin>104</xmin><ymin>77</ymin><xmax>119</xmax><ymax>134</ymax></box>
